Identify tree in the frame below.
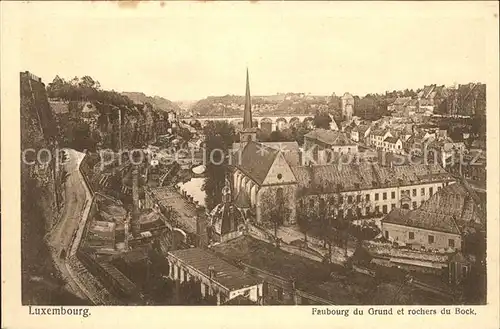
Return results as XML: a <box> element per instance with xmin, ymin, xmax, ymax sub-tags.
<box><xmin>202</xmin><ymin>121</ymin><xmax>235</xmax><ymax>210</ymax></box>
<box><xmin>313</xmin><ymin>111</ymin><xmax>332</xmax><ymax>129</ymax></box>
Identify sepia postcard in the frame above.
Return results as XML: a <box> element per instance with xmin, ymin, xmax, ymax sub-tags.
<box><xmin>1</xmin><ymin>1</ymin><xmax>499</xmax><ymax>329</ymax></box>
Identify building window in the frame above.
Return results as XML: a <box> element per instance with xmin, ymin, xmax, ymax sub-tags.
<box><xmin>449</xmin><ymin>239</ymin><xmax>455</xmax><ymax>248</ymax></box>
<box><xmin>339</xmin><ymin>195</ymin><xmax>344</xmax><ymax>204</ymax></box>
<box><xmin>412</xmin><ymin>189</ymin><xmax>416</xmax><ymax>197</ymax></box>
<box><xmin>409</xmin><ymin>232</ymin><xmax>414</xmax><ymax>240</ymax></box>
<box><xmin>366</xmin><ymin>194</ymin><xmax>370</xmax><ymax>201</ymax></box>
<box><xmin>328</xmin><ymin>197</ymin><xmax>335</xmax><ymax>205</ymax></box>
<box><xmin>428</xmin><ymin>235</ymin><xmax>434</xmax><ymax>244</ymax></box>
<box><xmin>309</xmin><ymin>199</ymin><xmax>314</xmax><ymax>208</ymax></box>
<box><xmin>438</xmin><ymin>186</ymin><xmax>442</xmax><ymax>192</ymax></box>
<box><xmin>382</xmin><ymin>205</ymin><xmax>388</xmax><ymax>214</ymax></box>
<box><xmin>365</xmin><ymin>207</ymin><xmax>370</xmax><ymax>215</ymax></box>
<box><xmin>391</xmin><ymin>203</ymin><xmax>396</xmax><ymax>209</ymax></box>
<box><xmin>391</xmin><ymin>191</ymin><xmax>395</xmax><ymax>199</ymax></box>
<box><xmin>375</xmin><ymin>193</ymin><xmax>379</xmax><ymax>201</ymax></box>
<box><xmin>375</xmin><ymin>206</ymin><xmax>380</xmax><ymax>213</ymax></box>
<box><xmin>356</xmin><ymin>195</ymin><xmax>362</xmax><ymax>203</ymax></box>
<box><xmin>383</xmin><ymin>192</ymin><xmax>387</xmax><ymax>200</ymax></box>
<box><xmin>412</xmin><ymin>201</ymin><xmax>417</xmax><ymax>209</ymax></box>
<box><xmin>384</xmin><ymin>231</ymin><xmax>389</xmax><ymax>239</ymax></box>
<box><xmin>421</xmin><ymin>188</ymin><xmax>425</xmax><ymax>196</ymax></box>
<box><xmin>429</xmin><ymin>187</ymin><xmax>433</xmax><ymax>195</ymax></box>
<box><xmin>347</xmin><ymin>195</ymin><xmax>353</xmax><ymax>204</ymax></box>
<box><xmin>177</xmin><ymin>266</ymin><xmax>181</xmax><ymax>280</ymax></box>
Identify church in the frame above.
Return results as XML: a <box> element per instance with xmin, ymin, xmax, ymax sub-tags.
<box><xmin>224</xmin><ymin>70</ymin><xmax>456</xmax><ymax>228</ymax></box>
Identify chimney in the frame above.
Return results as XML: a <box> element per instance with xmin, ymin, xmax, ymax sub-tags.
<box><xmin>131</xmin><ymin>166</ymin><xmax>141</xmax><ymax>236</ymax></box>
<box><xmin>208</xmin><ymin>265</ymin><xmax>216</xmax><ymax>279</ymax></box>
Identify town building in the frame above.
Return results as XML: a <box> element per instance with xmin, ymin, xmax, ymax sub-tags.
<box><xmin>303</xmin><ymin>129</ymin><xmax>358</xmax><ymax>165</ymax></box>
<box><xmin>381</xmin><ymin>208</ymin><xmax>462</xmax><ymax>252</ymax></box>
<box><xmin>382</xmin><ymin>136</ymin><xmax>404</xmax><ymax>154</ymax></box>
<box><xmin>368</xmin><ymin>129</ymin><xmax>393</xmax><ymax>149</ymax></box>
<box><xmin>350</xmin><ymin>124</ymin><xmax>371</xmax><ymax>143</ymax></box>
<box><xmin>381</xmin><ymin>181</ymin><xmax>485</xmax><ymax>253</ymax></box>
<box><xmin>166</xmin><ymin>248</ymin><xmax>263</xmax><ymax>305</ymax></box>
<box><xmin>293</xmin><ymin>163</ymin><xmax>455</xmax><ymax>219</ymax></box>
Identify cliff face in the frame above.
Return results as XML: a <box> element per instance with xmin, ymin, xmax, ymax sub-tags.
<box><xmin>20</xmin><ymin>72</ymin><xmax>85</xmax><ymax>305</ymax></box>
<box><xmin>121</xmin><ymin>91</ymin><xmax>180</xmax><ymax>112</ymax></box>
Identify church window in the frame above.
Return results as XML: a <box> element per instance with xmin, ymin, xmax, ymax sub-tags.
<box><xmin>277</xmin><ymin>173</ymin><xmax>283</xmax><ymax>180</ymax></box>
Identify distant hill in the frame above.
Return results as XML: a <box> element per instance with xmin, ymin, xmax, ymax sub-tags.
<box><xmin>122</xmin><ymin>92</ymin><xmax>180</xmax><ymax>112</ymax></box>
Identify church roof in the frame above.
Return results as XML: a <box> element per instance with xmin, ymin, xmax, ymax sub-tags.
<box><xmin>233</xmin><ymin>141</ymin><xmax>279</xmax><ymax>185</ymax></box>
<box><xmin>382</xmin><ymin>208</ymin><xmax>461</xmax><ymax>235</ymax></box>
<box><xmin>210</xmin><ymin>202</ymin><xmax>245</xmax><ymax>236</ymax></box>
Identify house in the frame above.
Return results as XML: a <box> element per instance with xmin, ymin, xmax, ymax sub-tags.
<box><xmin>382</xmin><ymin>136</ymin><xmax>404</xmax><ymax>154</ymax></box>
<box><xmin>303</xmin><ymin>129</ymin><xmax>358</xmax><ymax>165</ymax></box>
<box><xmin>166</xmin><ymin>248</ymin><xmax>263</xmax><ymax>305</ymax></box>
<box><xmin>388</xmin><ymin>97</ymin><xmax>411</xmax><ymax>113</ymax></box>
<box><xmin>350</xmin><ymin>124</ymin><xmax>371</xmax><ymax>143</ymax></box>
<box><xmin>381</xmin><ymin>208</ymin><xmax>462</xmax><ymax>252</ymax></box>
<box><xmin>368</xmin><ymin>129</ymin><xmax>393</xmax><ymax>149</ymax></box>
<box><xmin>425</xmin><ymin>138</ymin><xmax>466</xmax><ymax>168</ymax></box>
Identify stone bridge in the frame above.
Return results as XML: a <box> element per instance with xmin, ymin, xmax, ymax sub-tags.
<box><xmin>180</xmin><ymin>115</ymin><xmax>314</xmax><ymax>131</ymax></box>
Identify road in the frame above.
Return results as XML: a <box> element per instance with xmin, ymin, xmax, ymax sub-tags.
<box><xmin>46</xmin><ymin>149</ymin><xmax>89</xmax><ymax>299</ymax></box>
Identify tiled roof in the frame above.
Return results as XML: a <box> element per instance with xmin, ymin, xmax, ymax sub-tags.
<box><xmin>370</xmin><ymin>129</ymin><xmax>388</xmax><ymax>137</ymax></box>
<box><xmin>304</xmin><ymin>129</ymin><xmax>355</xmax><ymax>146</ymax></box>
<box><xmin>233</xmin><ymin>141</ymin><xmax>279</xmax><ymax>185</ymax></box>
<box><xmin>384</xmin><ymin>137</ymin><xmax>400</xmax><ymax>144</ymax></box>
<box><xmin>354</xmin><ymin>124</ymin><xmax>370</xmax><ymax>134</ymax></box>
<box><xmin>382</xmin><ymin>208</ymin><xmax>461</xmax><ymax>235</ymax></box>
<box><xmin>392</xmin><ymin>97</ymin><xmax>411</xmax><ymax>106</ymax></box>
<box><xmin>419</xmin><ymin>183</ymin><xmax>484</xmax><ymax>224</ymax></box>
<box><xmin>212</xmin><ymin>235</ymin><xmax>331</xmax><ymax>283</ymax></box>
<box><xmin>291</xmin><ymin>163</ymin><xmax>453</xmax><ymax>195</ymax></box>
<box><xmin>168</xmin><ymin>248</ymin><xmax>261</xmax><ymax>291</ymax></box>
<box><xmin>97</xmin><ymin>260</ymin><xmax>137</xmax><ymax>294</ymax></box>
<box><xmin>421</xmin><ymin>85</ymin><xmax>436</xmax><ymax>99</ymax></box>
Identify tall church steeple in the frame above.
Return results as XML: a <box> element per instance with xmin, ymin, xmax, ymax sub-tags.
<box><xmin>240</xmin><ymin>68</ymin><xmax>257</xmax><ymax>144</ymax></box>
<box><xmin>243</xmin><ymin>68</ymin><xmax>253</xmax><ymax>129</ymax></box>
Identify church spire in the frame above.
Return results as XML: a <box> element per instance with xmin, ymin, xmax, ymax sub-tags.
<box><xmin>243</xmin><ymin>68</ymin><xmax>252</xmax><ymax>129</ymax></box>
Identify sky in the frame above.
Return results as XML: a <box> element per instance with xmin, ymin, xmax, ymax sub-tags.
<box><xmin>9</xmin><ymin>1</ymin><xmax>497</xmax><ymax>101</ymax></box>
